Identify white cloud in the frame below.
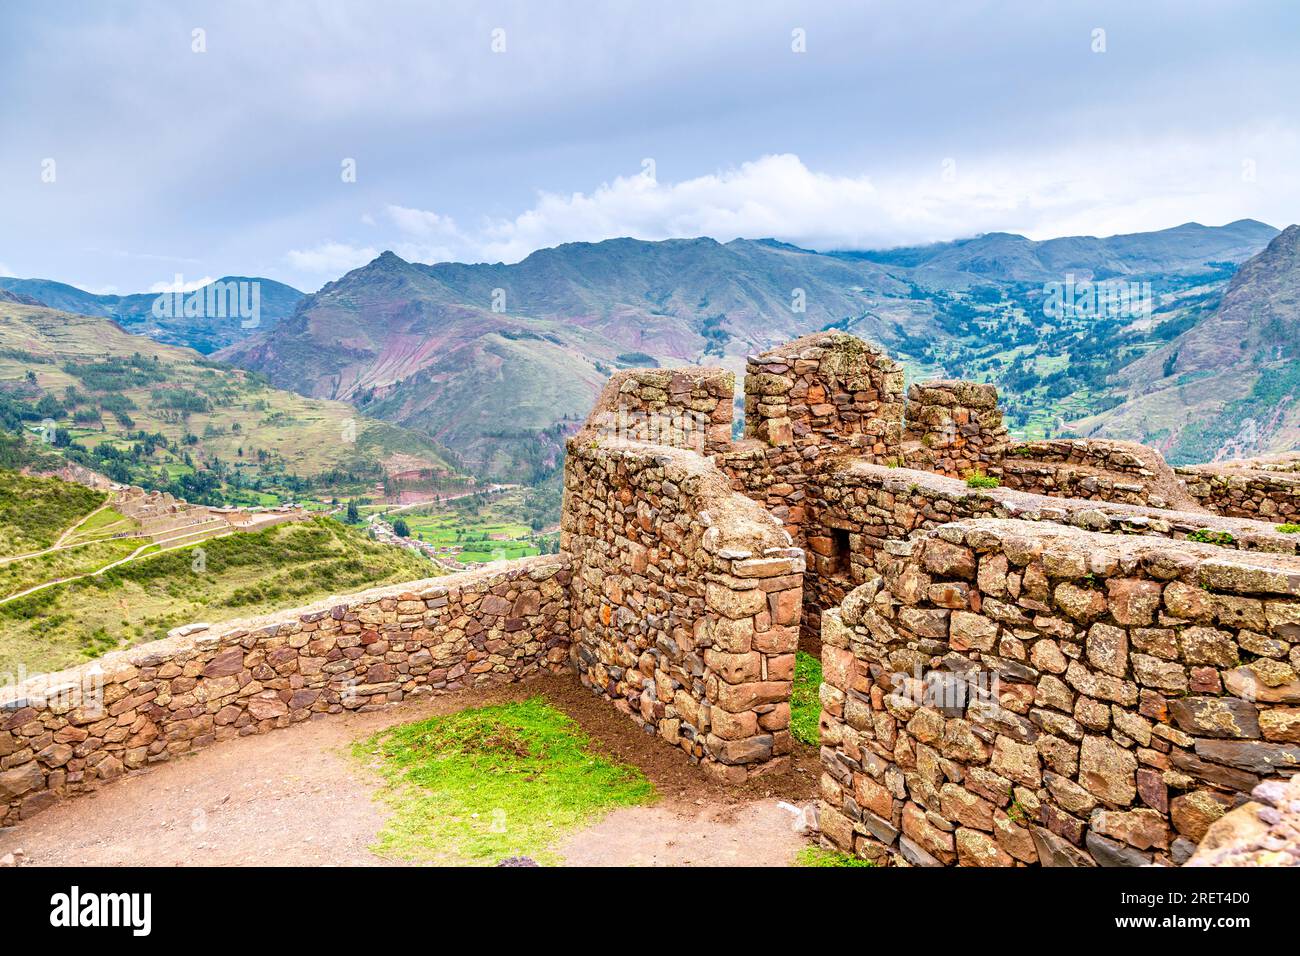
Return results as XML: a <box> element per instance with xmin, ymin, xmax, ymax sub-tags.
<box><xmin>285</xmin><ymin>242</ymin><xmax>380</xmax><ymax>275</ymax></box>
<box><xmin>147</xmin><ymin>274</ymin><xmax>217</xmax><ymax>293</ymax></box>
<box><xmin>0</xmin><ymin>262</ymin><xmax>12</xmax><ymax>277</ymax></box>
<box><xmin>372</xmin><ymin>132</ymin><xmax>1300</xmax><ymax>267</ymax></box>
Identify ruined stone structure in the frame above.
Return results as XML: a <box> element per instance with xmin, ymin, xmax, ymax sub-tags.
<box><xmin>1</xmin><ymin>559</ymin><xmax>570</xmax><ymax>823</ymax></box>
<box><xmin>4</xmin><ymin>329</ymin><xmax>1298</xmax><ymax>868</ymax></box>
<box><xmin>901</xmin><ymin>380</ymin><xmax>1008</xmax><ymax>479</ymax></box>
<box><xmin>1178</xmin><ymin>454</ymin><xmax>1300</xmax><ymax>522</ymax></box>
<box><xmin>819</xmin><ymin>521</ymin><xmax>1300</xmax><ymax>866</ymax></box>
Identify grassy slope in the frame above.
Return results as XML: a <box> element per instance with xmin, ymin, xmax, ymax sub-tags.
<box><xmin>0</xmin><ymin>537</ymin><xmax>141</xmax><ymax>600</ymax></box>
<box><xmin>356</xmin><ymin>697</ymin><xmax>654</xmax><ymax>865</ymax></box>
<box><xmin>0</xmin><ymin>469</ymin><xmax>106</xmax><ymax>557</ymax></box>
<box><xmin>0</xmin><ymin>516</ymin><xmax>437</xmax><ymax>674</ymax></box>
<box><xmin>0</xmin><ymin>301</ymin><xmax>461</xmax><ymax>501</ymax></box>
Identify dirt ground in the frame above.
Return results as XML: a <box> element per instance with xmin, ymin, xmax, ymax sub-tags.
<box><xmin>0</xmin><ymin>675</ymin><xmax>820</xmax><ymax>867</ymax></box>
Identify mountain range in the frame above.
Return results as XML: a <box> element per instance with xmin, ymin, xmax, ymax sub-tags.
<box><xmin>3</xmin><ymin>218</ymin><xmax>1295</xmax><ymax>480</ymax></box>
<box><xmin>0</xmin><ymin>275</ymin><xmax>304</xmax><ymax>353</ymax></box>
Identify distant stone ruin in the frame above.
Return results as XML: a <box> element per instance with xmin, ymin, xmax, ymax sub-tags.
<box><xmin>4</xmin><ymin>331</ymin><xmax>1298</xmax><ymax>868</ymax></box>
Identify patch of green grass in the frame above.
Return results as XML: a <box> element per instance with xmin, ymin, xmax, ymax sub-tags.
<box><xmin>965</xmin><ymin>471</ymin><xmax>1001</xmax><ymax>489</ymax></box>
<box><xmin>796</xmin><ymin>845</ymin><xmax>877</xmax><ymax>867</ymax></box>
<box><xmin>791</xmin><ymin>650</ymin><xmax>823</xmax><ymax>747</ymax></box>
<box><xmin>355</xmin><ymin>697</ymin><xmax>655</xmax><ymax>865</ymax></box>
<box><xmin>64</xmin><ymin>507</ymin><xmax>135</xmax><ymax>543</ymax></box>
<box><xmin>1188</xmin><ymin>528</ymin><xmax>1236</xmax><ymax>547</ymax></box>
<box><xmin>1277</xmin><ymin>524</ymin><xmax>1300</xmax><ymax>534</ymax></box>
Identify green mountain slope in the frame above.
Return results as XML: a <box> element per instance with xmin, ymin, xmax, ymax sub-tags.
<box><xmin>0</xmin><ymin>300</ymin><xmax>465</xmax><ymax>505</ymax></box>
<box><xmin>0</xmin><ymin>514</ymin><xmax>437</xmax><ymax>674</ymax></box>
<box><xmin>0</xmin><ymin>275</ymin><xmax>304</xmax><ymax>353</ymax></box>
<box><xmin>1076</xmin><ymin>225</ymin><xmax>1300</xmax><ymax>462</ymax></box>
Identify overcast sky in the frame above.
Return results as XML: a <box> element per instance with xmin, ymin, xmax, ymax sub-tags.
<box><xmin>2</xmin><ymin>0</ymin><xmax>1298</xmax><ymax>293</ymax></box>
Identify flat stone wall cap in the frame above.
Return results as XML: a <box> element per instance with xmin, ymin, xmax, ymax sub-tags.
<box><xmin>1198</xmin><ymin>559</ymin><xmax>1300</xmax><ymax>596</ymax></box>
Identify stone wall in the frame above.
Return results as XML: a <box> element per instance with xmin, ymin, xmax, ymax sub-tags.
<box><xmin>902</xmin><ymin>380</ymin><xmax>1009</xmax><ymax>479</ymax></box>
<box><xmin>720</xmin><ymin>332</ymin><xmax>904</xmax><ymax>547</ymax></box>
<box><xmin>798</xmin><ymin>460</ymin><xmax>1298</xmax><ymax>651</ymax></box>
<box><xmin>0</xmin><ymin>557</ymin><xmax>571</xmax><ymax>826</ymax></box>
<box><xmin>1178</xmin><ymin>463</ymin><xmax>1300</xmax><ymax>523</ymax></box>
<box><xmin>999</xmin><ymin>439</ymin><xmax>1195</xmax><ymax>511</ymax></box>
<box><xmin>579</xmin><ymin>367</ymin><xmax>735</xmax><ymax>455</ymax></box>
<box><xmin>563</xmin><ymin>438</ymin><xmax>804</xmax><ymax>781</ymax></box>
<box><xmin>818</xmin><ymin>518</ymin><xmax>1300</xmax><ymax>866</ymax></box>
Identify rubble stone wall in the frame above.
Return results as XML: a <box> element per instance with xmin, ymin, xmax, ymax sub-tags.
<box><xmin>902</xmin><ymin>380</ymin><xmax>1009</xmax><ymax>479</ymax></box>
<box><xmin>579</xmin><ymin>367</ymin><xmax>735</xmax><ymax>455</ymax></box>
<box><xmin>998</xmin><ymin>439</ymin><xmax>1193</xmax><ymax>510</ymax></box>
<box><xmin>0</xmin><ymin>557</ymin><xmax>572</xmax><ymax>826</ymax></box>
<box><xmin>719</xmin><ymin>331</ymin><xmax>905</xmax><ymax>547</ymax></box>
<box><xmin>818</xmin><ymin>518</ymin><xmax>1300</xmax><ymax>866</ymax></box>
<box><xmin>1178</xmin><ymin>465</ymin><xmax>1300</xmax><ymax>523</ymax></box>
<box><xmin>799</xmin><ymin>461</ymin><xmax>1297</xmax><ymax>650</ymax></box>
<box><xmin>563</xmin><ymin>438</ymin><xmax>804</xmax><ymax>781</ymax></box>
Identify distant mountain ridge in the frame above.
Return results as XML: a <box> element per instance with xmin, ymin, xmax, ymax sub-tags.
<box><xmin>0</xmin><ymin>275</ymin><xmax>304</xmax><ymax>353</ymax></box>
<box><xmin>7</xmin><ymin>219</ymin><xmax>1287</xmax><ymax>477</ymax></box>
<box><xmin>1079</xmin><ymin>224</ymin><xmax>1300</xmax><ymax>462</ymax></box>
<box><xmin>835</xmin><ymin>219</ymin><xmax>1279</xmax><ymax>283</ymax></box>
<box><xmin>0</xmin><ymin>298</ymin><xmax>462</xmax><ymax>504</ymax></box>
<box><xmin>217</xmin><ymin>220</ymin><xmax>1281</xmax><ymax>478</ymax></box>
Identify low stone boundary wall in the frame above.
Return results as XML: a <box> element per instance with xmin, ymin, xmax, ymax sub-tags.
<box><xmin>1178</xmin><ymin>465</ymin><xmax>1300</xmax><ymax>522</ymax></box>
<box><xmin>563</xmin><ymin>438</ymin><xmax>803</xmax><ymax>781</ymax></box>
<box><xmin>999</xmin><ymin>439</ymin><xmax>1195</xmax><ymax>511</ymax></box>
<box><xmin>818</xmin><ymin>519</ymin><xmax>1300</xmax><ymax>866</ymax></box>
<box><xmin>0</xmin><ymin>556</ymin><xmax>571</xmax><ymax>826</ymax></box>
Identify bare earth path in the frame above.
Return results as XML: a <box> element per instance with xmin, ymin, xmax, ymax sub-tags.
<box><xmin>0</xmin><ymin>677</ymin><xmax>818</xmax><ymax>867</ymax></box>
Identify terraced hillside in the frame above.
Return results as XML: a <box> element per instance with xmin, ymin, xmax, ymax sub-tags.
<box><xmin>0</xmin><ymin>300</ymin><xmax>465</xmax><ymax>506</ymax></box>
<box><xmin>220</xmin><ymin>221</ymin><xmax>1282</xmax><ymax>478</ymax></box>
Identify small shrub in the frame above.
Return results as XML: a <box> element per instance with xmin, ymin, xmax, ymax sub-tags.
<box><xmin>1277</xmin><ymin>523</ymin><xmax>1300</xmax><ymax>534</ymax></box>
<box><xmin>965</xmin><ymin>471</ymin><xmax>1000</xmax><ymax>489</ymax></box>
<box><xmin>1188</xmin><ymin>529</ymin><xmax>1236</xmax><ymax>547</ymax></box>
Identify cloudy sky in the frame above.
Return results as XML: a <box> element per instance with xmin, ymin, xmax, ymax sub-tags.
<box><xmin>2</xmin><ymin>0</ymin><xmax>1298</xmax><ymax>293</ymax></box>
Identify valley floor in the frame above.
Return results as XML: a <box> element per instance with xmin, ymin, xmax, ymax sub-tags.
<box><xmin>0</xmin><ymin>676</ymin><xmax>818</xmax><ymax>868</ymax></box>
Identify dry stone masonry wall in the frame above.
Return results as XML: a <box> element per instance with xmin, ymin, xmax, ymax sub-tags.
<box><xmin>902</xmin><ymin>380</ymin><xmax>1009</xmax><ymax>479</ymax></box>
<box><xmin>0</xmin><ymin>557</ymin><xmax>570</xmax><ymax>826</ymax></box>
<box><xmin>719</xmin><ymin>331</ymin><xmax>905</xmax><ymax>545</ymax></box>
<box><xmin>817</xmin><ymin>519</ymin><xmax>1300</xmax><ymax>866</ymax></box>
<box><xmin>579</xmin><ymin>367</ymin><xmax>735</xmax><ymax>455</ymax></box>
<box><xmin>562</xmin><ymin>439</ymin><xmax>803</xmax><ymax>781</ymax></box>
<box><xmin>1178</xmin><ymin>460</ymin><xmax>1300</xmax><ymax>522</ymax></box>
<box><xmin>800</xmin><ymin>461</ymin><xmax>1299</xmax><ymax>655</ymax></box>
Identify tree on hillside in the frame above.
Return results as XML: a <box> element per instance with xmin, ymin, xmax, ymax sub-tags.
<box><xmin>393</xmin><ymin>517</ymin><xmax>410</xmax><ymax>538</ymax></box>
<box><xmin>346</xmin><ymin>499</ymin><xmax>360</xmax><ymax>524</ymax></box>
